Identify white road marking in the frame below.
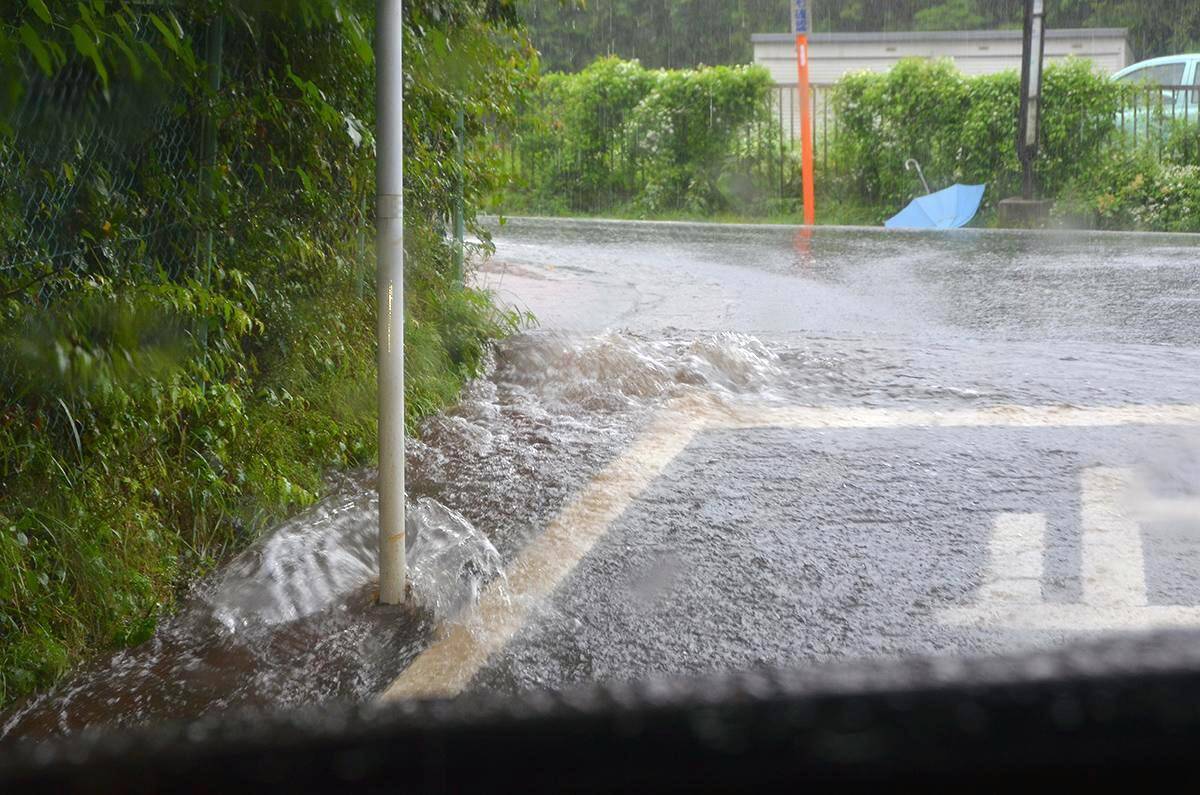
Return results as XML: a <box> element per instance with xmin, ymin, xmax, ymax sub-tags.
<box><xmin>380</xmin><ymin>411</ymin><xmax>704</xmax><ymax>701</ymax></box>
<box><xmin>382</xmin><ymin>402</ymin><xmax>1200</xmax><ymax>701</ymax></box>
<box><xmin>719</xmin><ymin>403</ymin><xmax>1200</xmax><ymax>431</ymax></box>
<box><xmin>979</xmin><ymin>513</ymin><xmax>1046</xmax><ymax>604</ymax></box>
<box><xmin>942</xmin><ymin>466</ymin><xmax>1200</xmax><ymax>631</ymax></box>
<box><xmin>1081</xmin><ymin>468</ymin><xmax>1147</xmax><ymax>608</ymax></box>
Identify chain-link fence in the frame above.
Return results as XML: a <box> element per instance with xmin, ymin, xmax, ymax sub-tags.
<box><xmin>0</xmin><ymin>9</ymin><xmax>207</xmax><ymax>292</ymax></box>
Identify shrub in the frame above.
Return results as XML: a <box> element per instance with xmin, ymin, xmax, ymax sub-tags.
<box><xmin>505</xmin><ymin>57</ymin><xmax>779</xmax><ymax>215</ymax></box>
<box><xmin>828</xmin><ymin>57</ymin><xmax>1129</xmax><ymax>220</ymax></box>
<box><xmin>1057</xmin><ymin>125</ymin><xmax>1200</xmax><ymax>232</ymax></box>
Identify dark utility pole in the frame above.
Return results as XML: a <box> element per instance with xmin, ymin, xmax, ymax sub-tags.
<box><xmin>1017</xmin><ymin>0</ymin><xmax>1047</xmax><ymax>200</ymax></box>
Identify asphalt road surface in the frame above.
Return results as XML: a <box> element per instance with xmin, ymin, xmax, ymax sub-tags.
<box><xmin>407</xmin><ymin>217</ymin><xmax>1200</xmax><ymax>698</ymax></box>
<box><xmin>10</xmin><ymin>217</ymin><xmax>1200</xmax><ymax>737</ymax></box>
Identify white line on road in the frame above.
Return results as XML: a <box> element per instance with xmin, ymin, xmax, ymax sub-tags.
<box><xmin>380</xmin><ymin>411</ymin><xmax>705</xmax><ymax>701</ymax></box>
<box><xmin>382</xmin><ymin>402</ymin><xmax>1200</xmax><ymax>700</ymax></box>
<box><xmin>941</xmin><ymin>466</ymin><xmax>1200</xmax><ymax>632</ymax></box>
<box><xmin>1081</xmin><ymin>468</ymin><xmax>1147</xmax><ymax>608</ymax></box>
<box><xmin>979</xmin><ymin>513</ymin><xmax>1046</xmax><ymax>605</ymax></box>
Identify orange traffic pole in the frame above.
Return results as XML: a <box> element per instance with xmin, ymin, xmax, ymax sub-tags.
<box><xmin>795</xmin><ymin>32</ymin><xmax>815</xmax><ymax>225</ymax></box>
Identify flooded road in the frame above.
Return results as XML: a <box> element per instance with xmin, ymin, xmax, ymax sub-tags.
<box><xmin>458</xmin><ymin>219</ymin><xmax>1200</xmax><ymax>693</ymax></box>
<box><xmin>7</xmin><ymin>218</ymin><xmax>1200</xmax><ymax>738</ymax></box>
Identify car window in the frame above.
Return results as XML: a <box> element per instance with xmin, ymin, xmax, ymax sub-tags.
<box><xmin>1118</xmin><ymin>62</ymin><xmax>1187</xmax><ymax>86</ymax></box>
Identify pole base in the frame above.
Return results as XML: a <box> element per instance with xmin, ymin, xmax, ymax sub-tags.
<box><xmin>997</xmin><ymin>197</ymin><xmax>1053</xmax><ymax>229</ymax></box>
<box><xmin>377</xmin><ymin>580</ymin><xmax>413</xmax><ymax>606</ymax></box>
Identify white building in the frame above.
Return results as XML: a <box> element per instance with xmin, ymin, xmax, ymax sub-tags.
<box><xmin>752</xmin><ymin>28</ymin><xmax>1133</xmax><ymax>139</ymax></box>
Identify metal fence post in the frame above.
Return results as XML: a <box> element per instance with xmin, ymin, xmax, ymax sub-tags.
<box><xmin>377</xmin><ymin>0</ymin><xmax>407</xmax><ymax>605</ymax></box>
<box><xmin>200</xmin><ymin>13</ymin><xmax>224</xmax><ymax>292</ymax></box>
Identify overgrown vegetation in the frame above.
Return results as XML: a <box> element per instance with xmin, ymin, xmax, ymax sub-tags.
<box><xmin>502</xmin><ymin>57</ymin><xmax>781</xmax><ymax>215</ymax></box>
<box><xmin>0</xmin><ymin>0</ymin><xmax>534</xmax><ymax>710</ymax></box>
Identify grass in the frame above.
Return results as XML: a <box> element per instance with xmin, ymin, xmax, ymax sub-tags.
<box><xmin>0</xmin><ymin>240</ymin><xmax>521</xmax><ymax>712</ymax></box>
<box><xmin>494</xmin><ymin>194</ymin><xmax>886</xmax><ymax>227</ymax></box>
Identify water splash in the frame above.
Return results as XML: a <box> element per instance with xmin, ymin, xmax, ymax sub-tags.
<box><xmin>493</xmin><ymin>330</ymin><xmax>784</xmax><ymax>410</ymax></box>
<box><xmin>407</xmin><ymin>498</ymin><xmax>506</xmax><ymax>622</ymax></box>
<box><xmin>206</xmin><ymin>490</ymin><xmax>503</xmax><ymax>632</ymax></box>
<box><xmin>2</xmin><ymin>329</ymin><xmax>786</xmax><ymax>739</ymax></box>
<box><xmin>206</xmin><ymin>482</ymin><xmax>378</xmax><ymax>632</ymax></box>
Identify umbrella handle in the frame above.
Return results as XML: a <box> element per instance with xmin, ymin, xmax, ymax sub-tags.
<box><xmin>905</xmin><ymin>159</ymin><xmax>932</xmax><ymax>195</ymax></box>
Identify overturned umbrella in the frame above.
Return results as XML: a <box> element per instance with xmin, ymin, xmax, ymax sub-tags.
<box><xmin>886</xmin><ymin>159</ymin><xmax>985</xmax><ymax>230</ymax></box>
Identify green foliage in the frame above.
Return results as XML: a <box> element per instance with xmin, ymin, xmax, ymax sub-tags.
<box><xmin>1057</xmin><ymin>122</ymin><xmax>1200</xmax><ymax>232</ymax></box>
<box><xmin>1055</xmin><ymin>0</ymin><xmax>1200</xmax><ymax>61</ymax></box>
<box><xmin>914</xmin><ymin>0</ymin><xmax>986</xmax><ymax>32</ymax></box>
<box><xmin>831</xmin><ymin>59</ymin><xmax>971</xmax><ymax>210</ymax></box>
<box><xmin>0</xmin><ymin>0</ymin><xmax>533</xmax><ymax>710</ymax></box>
<box><xmin>828</xmin><ymin>58</ymin><xmax>1129</xmax><ymax>221</ymax></box>
<box><xmin>507</xmin><ymin>57</ymin><xmax>778</xmax><ymax>215</ymax></box>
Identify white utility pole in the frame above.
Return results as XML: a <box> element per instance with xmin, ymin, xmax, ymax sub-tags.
<box><xmin>376</xmin><ymin>0</ymin><xmax>407</xmax><ymax>604</ymax></box>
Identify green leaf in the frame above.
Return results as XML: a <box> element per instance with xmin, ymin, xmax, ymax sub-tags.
<box><xmin>69</xmin><ymin>23</ymin><xmax>95</xmax><ymax>58</ymax></box>
<box><xmin>45</xmin><ymin>39</ymin><xmax>65</xmax><ymax>65</ymax></box>
<box><xmin>294</xmin><ymin>166</ymin><xmax>315</xmax><ymax>196</ymax></box>
<box><xmin>148</xmin><ymin>13</ymin><xmax>178</xmax><ymax>52</ymax></box>
<box><xmin>109</xmin><ymin>34</ymin><xmax>143</xmax><ymax>81</ymax></box>
<box><xmin>78</xmin><ymin>2</ymin><xmax>97</xmax><ymax>34</ymax></box>
<box><xmin>69</xmin><ymin>22</ymin><xmax>107</xmax><ymax>88</ymax></box>
<box><xmin>165</xmin><ymin>10</ymin><xmax>184</xmax><ymax>40</ymax></box>
<box><xmin>138</xmin><ymin>39</ymin><xmax>166</xmax><ymax>74</ymax></box>
<box><xmin>18</xmin><ymin>23</ymin><xmax>53</xmax><ymax>76</ymax></box>
<box><xmin>148</xmin><ymin>12</ymin><xmax>193</xmax><ymax>71</ymax></box>
<box><xmin>342</xmin><ymin>14</ymin><xmax>374</xmax><ymax>66</ymax></box>
<box><xmin>27</xmin><ymin>0</ymin><xmax>51</xmax><ymax>25</ymax></box>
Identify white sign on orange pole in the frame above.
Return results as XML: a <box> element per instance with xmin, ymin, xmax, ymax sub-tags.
<box><xmin>794</xmin><ymin>0</ymin><xmax>815</xmax><ymax>225</ymax></box>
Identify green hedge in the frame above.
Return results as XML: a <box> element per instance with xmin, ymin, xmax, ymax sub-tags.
<box><xmin>506</xmin><ymin>57</ymin><xmax>781</xmax><ymax>215</ymax></box>
<box><xmin>829</xmin><ymin>57</ymin><xmax>1127</xmax><ymax>217</ymax></box>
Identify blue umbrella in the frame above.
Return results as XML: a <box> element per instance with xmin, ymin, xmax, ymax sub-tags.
<box><xmin>885</xmin><ymin>183</ymin><xmax>986</xmax><ymax>229</ymax></box>
<box><xmin>885</xmin><ymin>160</ymin><xmax>986</xmax><ymax>230</ymax></box>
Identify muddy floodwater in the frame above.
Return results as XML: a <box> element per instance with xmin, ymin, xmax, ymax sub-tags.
<box><xmin>7</xmin><ymin>219</ymin><xmax>1200</xmax><ymax>740</ymax></box>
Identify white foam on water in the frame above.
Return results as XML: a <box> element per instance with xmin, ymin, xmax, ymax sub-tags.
<box><xmin>206</xmin><ymin>493</ymin><xmax>503</xmax><ymax>632</ymax></box>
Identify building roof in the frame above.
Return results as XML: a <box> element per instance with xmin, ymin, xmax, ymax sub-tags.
<box><xmin>751</xmin><ymin>29</ymin><xmax>1129</xmax><ymax>45</ymax></box>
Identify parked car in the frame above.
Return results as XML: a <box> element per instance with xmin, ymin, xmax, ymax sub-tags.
<box><xmin>1112</xmin><ymin>55</ymin><xmax>1200</xmax><ymax>132</ymax></box>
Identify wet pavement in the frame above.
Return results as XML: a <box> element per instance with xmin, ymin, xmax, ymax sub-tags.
<box><xmin>6</xmin><ymin>218</ymin><xmax>1200</xmax><ymax>738</ymax></box>
<box><xmin>468</xmin><ymin>218</ymin><xmax>1200</xmax><ymax>693</ymax></box>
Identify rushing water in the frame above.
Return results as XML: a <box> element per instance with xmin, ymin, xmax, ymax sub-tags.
<box><xmin>1</xmin><ymin>329</ymin><xmax>787</xmax><ymax>739</ymax></box>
